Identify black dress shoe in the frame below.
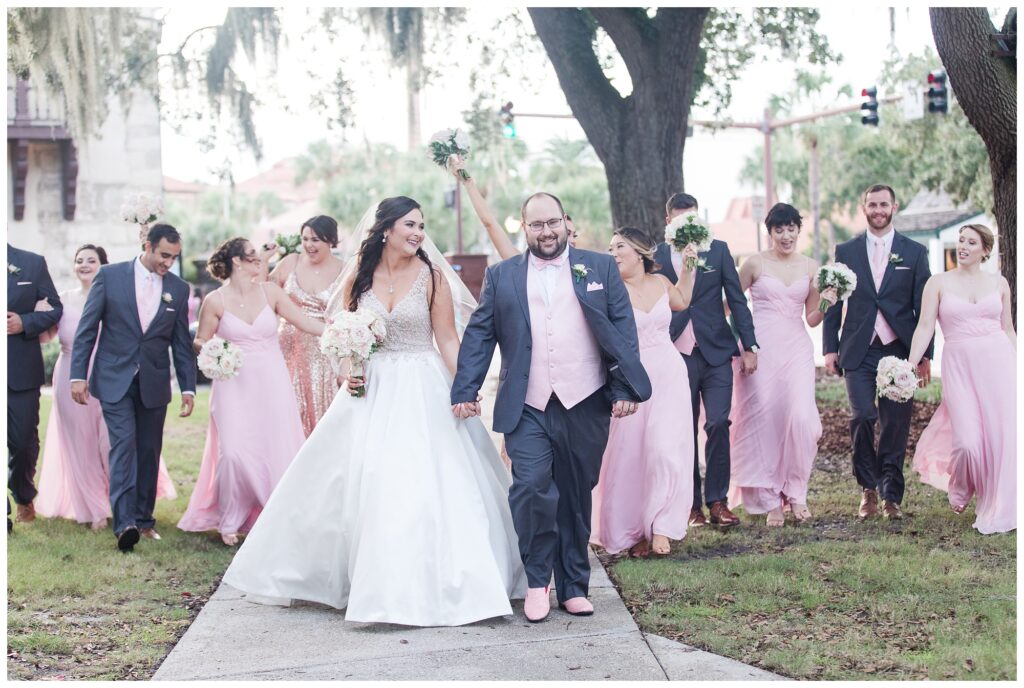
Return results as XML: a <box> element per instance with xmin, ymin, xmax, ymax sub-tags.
<box><xmin>117</xmin><ymin>526</ymin><xmax>140</xmax><ymax>552</ymax></box>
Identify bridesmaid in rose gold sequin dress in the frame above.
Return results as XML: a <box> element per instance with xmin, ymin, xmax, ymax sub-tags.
<box><xmin>269</xmin><ymin>216</ymin><xmax>346</xmax><ymax>436</ymax></box>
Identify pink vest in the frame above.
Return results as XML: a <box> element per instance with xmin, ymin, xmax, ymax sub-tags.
<box><xmin>524</xmin><ymin>260</ymin><xmax>605</xmax><ymax>411</ymax></box>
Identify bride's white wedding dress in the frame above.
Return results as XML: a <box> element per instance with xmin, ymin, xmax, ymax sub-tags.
<box><xmin>222</xmin><ymin>264</ymin><xmax>526</xmax><ymax>626</ymax></box>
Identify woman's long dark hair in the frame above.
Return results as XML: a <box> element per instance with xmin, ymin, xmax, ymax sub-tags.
<box><xmin>348</xmin><ymin>196</ymin><xmax>437</xmax><ymax>312</ymax></box>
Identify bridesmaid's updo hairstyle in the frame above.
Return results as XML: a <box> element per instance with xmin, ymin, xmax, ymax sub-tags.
<box><xmin>75</xmin><ymin>244</ymin><xmax>109</xmax><ymax>265</ymax></box>
<box><xmin>613</xmin><ymin>226</ymin><xmax>658</xmax><ymax>273</ymax></box>
<box><xmin>764</xmin><ymin>203</ymin><xmax>803</xmax><ymax>230</ymax></box>
<box><xmin>348</xmin><ymin>196</ymin><xmax>437</xmax><ymax>312</ymax></box>
<box><xmin>207</xmin><ymin>237</ymin><xmax>250</xmax><ymax>281</ymax></box>
<box><xmin>301</xmin><ymin>215</ymin><xmax>339</xmax><ymax>247</ymax></box>
<box><xmin>959</xmin><ymin>223</ymin><xmax>995</xmax><ymax>262</ymax></box>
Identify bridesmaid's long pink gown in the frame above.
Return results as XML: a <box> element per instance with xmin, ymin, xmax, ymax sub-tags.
<box><xmin>913</xmin><ymin>291</ymin><xmax>1016</xmax><ymax>534</ymax></box>
<box><xmin>591</xmin><ymin>290</ymin><xmax>694</xmax><ymax>553</ymax></box>
<box><xmin>36</xmin><ymin>303</ymin><xmax>177</xmax><ymax>524</ymax></box>
<box><xmin>728</xmin><ymin>274</ymin><xmax>821</xmax><ymax>514</ymax></box>
<box><xmin>177</xmin><ymin>300</ymin><xmax>306</xmax><ymax>536</ymax></box>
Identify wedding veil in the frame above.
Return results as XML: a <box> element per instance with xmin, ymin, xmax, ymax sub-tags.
<box><xmin>326</xmin><ymin>201</ymin><xmax>479</xmax><ymax>337</ymax></box>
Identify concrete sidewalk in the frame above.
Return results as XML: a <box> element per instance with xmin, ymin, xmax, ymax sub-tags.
<box><xmin>154</xmin><ymin>550</ymin><xmax>782</xmax><ymax>681</ymax></box>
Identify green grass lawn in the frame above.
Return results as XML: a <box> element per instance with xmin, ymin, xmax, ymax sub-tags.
<box><xmin>6</xmin><ymin>389</ymin><xmax>237</xmax><ymax>680</ymax></box>
<box><xmin>7</xmin><ymin>381</ymin><xmax>1016</xmax><ymax>680</ymax></box>
<box><xmin>600</xmin><ymin>378</ymin><xmax>1016</xmax><ymax>681</ymax></box>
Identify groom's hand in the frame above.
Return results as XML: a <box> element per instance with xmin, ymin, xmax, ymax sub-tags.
<box><xmin>611</xmin><ymin>400</ymin><xmax>638</xmax><ymax>418</ymax></box>
<box><xmin>71</xmin><ymin>380</ymin><xmax>90</xmax><ymax>405</ymax></box>
<box><xmin>179</xmin><ymin>395</ymin><xmax>195</xmax><ymax>418</ymax></box>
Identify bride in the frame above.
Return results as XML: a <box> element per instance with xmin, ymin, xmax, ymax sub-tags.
<box><xmin>222</xmin><ymin>196</ymin><xmax>526</xmax><ymax>626</ymax></box>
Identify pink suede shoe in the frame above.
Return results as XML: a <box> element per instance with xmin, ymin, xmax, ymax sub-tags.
<box><xmin>524</xmin><ymin>586</ymin><xmax>551</xmax><ymax>623</ymax></box>
<box><xmin>559</xmin><ymin>596</ymin><xmax>594</xmax><ymax>616</ymax></box>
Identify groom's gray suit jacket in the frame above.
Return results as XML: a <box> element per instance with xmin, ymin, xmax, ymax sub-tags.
<box><xmin>451</xmin><ymin>247</ymin><xmax>652</xmax><ymax>434</ymax></box>
<box><xmin>71</xmin><ymin>260</ymin><xmax>196</xmax><ymax>409</ymax></box>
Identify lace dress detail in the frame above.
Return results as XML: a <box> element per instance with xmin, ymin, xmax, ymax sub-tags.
<box><xmin>358</xmin><ymin>264</ymin><xmax>435</xmax><ymax>357</ymax></box>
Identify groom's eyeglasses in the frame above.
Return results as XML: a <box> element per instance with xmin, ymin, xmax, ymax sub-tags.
<box><xmin>526</xmin><ymin>217</ymin><xmax>564</xmax><ymax>232</ymax></box>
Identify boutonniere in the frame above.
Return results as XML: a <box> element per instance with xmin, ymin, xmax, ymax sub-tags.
<box><xmin>8</xmin><ymin>263</ymin><xmax>21</xmax><ymax>276</ymax></box>
<box><xmin>888</xmin><ymin>253</ymin><xmax>903</xmax><ymax>265</ymax></box>
<box><xmin>571</xmin><ymin>263</ymin><xmax>589</xmax><ymax>283</ymax></box>
<box><xmin>695</xmin><ymin>257</ymin><xmax>713</xmax><ymax>273</ymax></box>
<box><xmin>162</xmin><ymin>292</ymin><xmax>173</xmax><ymax>304</ymax></box>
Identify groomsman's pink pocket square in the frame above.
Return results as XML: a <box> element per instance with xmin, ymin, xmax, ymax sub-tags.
<box><xmin>586</xmin><ymin>282</ymin><xmax>604</xmax><ymax>292</ymax></box>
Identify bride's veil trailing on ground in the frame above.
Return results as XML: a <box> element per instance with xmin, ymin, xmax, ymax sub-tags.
<box><xmin>326</xmin><ymin>202</ymin><xmax>478</xmax><ymax>337</ymax></box>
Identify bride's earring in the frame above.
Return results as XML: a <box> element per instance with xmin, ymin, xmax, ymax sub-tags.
<box><xmin>382</xmin><ymin>234</ymin><xmax>387</xmax><ymax>244</ymax></box>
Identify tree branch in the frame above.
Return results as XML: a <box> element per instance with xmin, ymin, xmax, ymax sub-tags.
<box><xmin>528</xmin><ymin>8</ymin><xmax>624</xmax><ymax>157</ymax></box>
<box><xmin>588</xmin><ymin>8</ymin><xmax>653</xmax><ymax>89</ymax></box>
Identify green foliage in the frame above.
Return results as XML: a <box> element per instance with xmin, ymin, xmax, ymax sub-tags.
<box><xmin>739</xmin><ymin>53</ymin><xmax>992</xmax><ymax>230</ymax></box>
<box><xmin>42</xmin><ymin>340</ymin><xmax>60</xmax><ymax>386</ymax></box>
<box><xmin>163</xmin><ymin>189</ymin><xmax>285</xmax><ymax>258</ymax></box>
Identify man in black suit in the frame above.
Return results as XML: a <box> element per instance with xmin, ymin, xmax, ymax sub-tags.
<box><xmin>823</xmin><ymin>184</ymin><xmax>932</xmax><ymax>521</ymax></box>
<box><xmin>7</xmin><ymin>244</ymin><xmax>63</xmax><ymax>530</ymax></box>
<box><xmin>652</xmin><ymin>194</ymin><xmax>759</xmax><ymax>528</ymax></box>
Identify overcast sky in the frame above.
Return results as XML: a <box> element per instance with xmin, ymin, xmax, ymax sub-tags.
<box><xmin>158</xmin><ymin>4</ymin><xmax>947</xmax><ymax>223</ymax></box>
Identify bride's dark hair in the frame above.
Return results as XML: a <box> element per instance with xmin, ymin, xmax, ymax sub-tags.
<box><xmin>348</xmin><ymin>196</ymin><xmax>437</xmax><ymax>312</ymax></box>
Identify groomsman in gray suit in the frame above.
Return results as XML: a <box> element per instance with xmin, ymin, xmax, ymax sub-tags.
<box><xmin>71</xmin><ymin>224</ymin><xmax>196</xmax><ymax>551</ymax></box>
<box><xmin>652</xmin><ymin>193</ymin><xmax>759</xmax><ymax>529</ymax></box>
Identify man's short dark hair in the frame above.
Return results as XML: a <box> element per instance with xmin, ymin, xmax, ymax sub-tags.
<box><xmin>764</xmin><ymin>203</ymin><xmax>803</xmax><ymax>230</ymax></box>
<box><xmin>861</xmin><ymin>184</ymin><xmax>896</xmax><ymax>205</ymax></box>
<box><xmin>521</xmin><ymin>192</ymin><xmax>565</xmax><ymax>220</ymax></box>
<box><xmin>665</xmin><ymin>192</ymin><xmax>699</xmax><ymax>214</ymax></box>
<box><xmin>147</xmin><ymin>223</ymin><xmax>182</xmax><ymax>246</ymax></box>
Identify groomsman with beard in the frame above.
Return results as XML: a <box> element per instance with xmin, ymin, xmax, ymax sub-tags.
<box><xmin>7</xmin><ymin>245</ymin><xmax>64</xmax><ymax>531</ymax></box>
<box><xmin>452</xmin><ymin>192</ymin><xmax>651</xmax><ymax>622</ymax></box>
<box><xmin>824</xmin><ymin>184</ymin><xmax>932</xmax><ymax>521</ymax></box>
<box><xmin>652</xmin><ymin>193</ymin><xmax>759</xmax><ymax>529</ymax></box>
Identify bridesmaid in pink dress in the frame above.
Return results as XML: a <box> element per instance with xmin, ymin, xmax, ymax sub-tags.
<box><xmin>36</xmin><ymin>245</ymin><xmax>176</xmax><ymax>530</ymax></box>
<box><xmin>910</xmin><ymin>224</ymin><xmax>1016</xmax><ymax>534</ymax></box>
<box><xmin>591</xmin><ymin>228</ymin><xmax>695</xmax><ymax>557</ymax></box>
<box><xmin>179</xmin><ymin>238</ymin><xmax>326</xmax><ymax>545</ymax></box>
<box><xmin>268</xmin><ymin>216</ymin><xmax>346</xmax><ymax>436</ymax></box>
<box><xmin>728</xmin><ymin>204</ymin><xmax>837</xmax><ymax>527</ymax></box>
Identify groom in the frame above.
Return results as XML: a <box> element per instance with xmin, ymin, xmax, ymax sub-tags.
<box><xmin>71</xmin><ymin>224</ymin><xmax>197</xmax><ymax>551</ymax></box>
<box><xmin>824</xmin><ymin>184</ymin><xmax>932</xmax><ymax>521</ymax></box>
<box><xmin>452</xmin><ymin>192</ymin><xmax>651</xmax><ymax>623</ymax></box>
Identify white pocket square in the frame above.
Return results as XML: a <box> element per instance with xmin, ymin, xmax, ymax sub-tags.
<box><xmin>894</xmin><ymin>266</ymin><xmax>911</xmax><ymax>271</ymax></box>
<box><xmin>586</xmin><ymin>282</ymin><xmax>604</xmax><ymax>292</ymax></box>
<box><xmin>165</xmin><ymin>307</ymin><xmax>175</xmax><ymax>312</ymax></box>
<box><xmin>16</xmin><ymin>281</ymin><xmax>32</xmax><ymax>285</ymax></box>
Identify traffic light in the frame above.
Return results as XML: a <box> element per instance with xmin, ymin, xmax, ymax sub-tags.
<box><xmin>860</xmin><ymin>86</ymin><xmax>879</xmax><ymax>126</ymax></box>
<box><xmin>927</xmin><ymin>70</ymin><xmax>948</xmax><ymax>114</ymax></box>
<box><xmin>499</xmin><ymin>101</ymin><xmax>516</xmax><ymax>138</ymax></box>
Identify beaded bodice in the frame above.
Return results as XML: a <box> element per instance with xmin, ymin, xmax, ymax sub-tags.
<box><xmin>358</xmin><ymin>264</ymin><xmax>435</xmax><ymax>355</ymax></box>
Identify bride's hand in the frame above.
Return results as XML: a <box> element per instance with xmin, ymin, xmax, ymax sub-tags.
<box><xmin>345</xmin><ymin>374</ymin><xmax>365</xmax><ymax>396</ymax></box>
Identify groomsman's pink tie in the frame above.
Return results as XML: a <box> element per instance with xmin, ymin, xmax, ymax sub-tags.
<box><xmin>138</xmin><ymin>273</ymin><xmax>158</xmax><ymax>332</ymax></box>
<box><xmin>871</xmin><ymin>238</ymin><xmax>898</xmax><ymax>345</ymax></box>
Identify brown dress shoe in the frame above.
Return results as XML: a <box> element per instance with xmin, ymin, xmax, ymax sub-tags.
<box><xmin>858</xmin><ymin>488</ymin><xmax>879</xmax><ymax>520</ymax></box>
<box><xmin>708</xmin><ymin>501</ymin><xmax>740</xmax><ymax>528</ymax></box>
<box><xmin>16</xmin><ymin>502</ymin><xmax>36</xmax><ymax>523</ymax></box>
<box><xmin>688</xmin><ymin>507</ymin><xmax>707</xmax><ymax>527</ymax></box>
<box><xmin>881</xmin><ymin>500</ymin><xmax>904</xmax><ymax>520</ymax></box>
<box><xmin>140</xmin><ymin>528</ymin><xmax>162</xmax><ymax>540</ymax></box>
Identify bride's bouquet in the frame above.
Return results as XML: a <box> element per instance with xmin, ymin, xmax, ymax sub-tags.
<box><xmin>197</xmin><ymin>336</ymin><xmax>244</xmax><ymax>381</ymax></box>
<box><xmin>876</xmin><ymin>356</ymin><xmax>918</xmax><ymax>402</ymax></box>
<box><xmin>815</xmin><ymin>262</ymin><xmax>858</xmax><ymax>313</ymax></box>
<box><xmin>120</xmin><ymin>192</ymin><xmax>164</xmax><ymax>226</ymax></box>
<box><xmin>320</xmin><ymin>309</ymin><xmax>387</xmax><ymax>398</ymax></box>
<box><xmin>664</xmin><ymin>213</ymin><xmax>713</xmax><ymax>270</ymax></box>
<box><xmin>274</xmin><ymin>233</ymin><xmax>302</xmax><ymax>257</ymax></box>
<box><xmin>428</xmin><ymin>128</ymin><xmax>471</xmax><ymax>180</ymax></box>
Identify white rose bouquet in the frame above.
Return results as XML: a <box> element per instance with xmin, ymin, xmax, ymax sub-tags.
<box><xmin>120</xmin><ymin>192</ymin><xmax>164</xmax><ymax>226</ymax></box>
<box><xmin>815</xmin><ymin>262</ymin><xmax>858</xmax><ymax>313</ymax></box>
<box><xmin>876</xmin><ymin>356</ymin><xmax>918</xmax><ymax>402</ymax></box>
<box><xmin>428</xmin><ymin>128</ymin><xmax>471</xmax><ymax>180</ymax></box>
<box><xmin>664</xmin><ymin>213</ymin><xmax>713</xmax><ymax>270</ymax></box>
<box><xmin>197</xmin><ymin>336</ymin><xmax>244</xmax><ymax>381</ymax></box>
<box><xmin>274</xmin><ymin>233</ymin><xmax>302</xmax><ymax>257</ymax></box>
<box><xmin>320</xmin><ymin>309</ymin><xmax>387</xmax><ymax>398</ymax></box>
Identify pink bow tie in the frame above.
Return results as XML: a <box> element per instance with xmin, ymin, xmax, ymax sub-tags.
<box><xmin>531</xmin><ymin>254</ymin><xmax>566</xmax><ymax>270</ymax></box>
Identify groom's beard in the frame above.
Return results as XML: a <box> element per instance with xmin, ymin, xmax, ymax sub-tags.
<box><xmin>527</xmin><ymin>233</ymin><xmax>569</xmax><ymax>259</ymax></box>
